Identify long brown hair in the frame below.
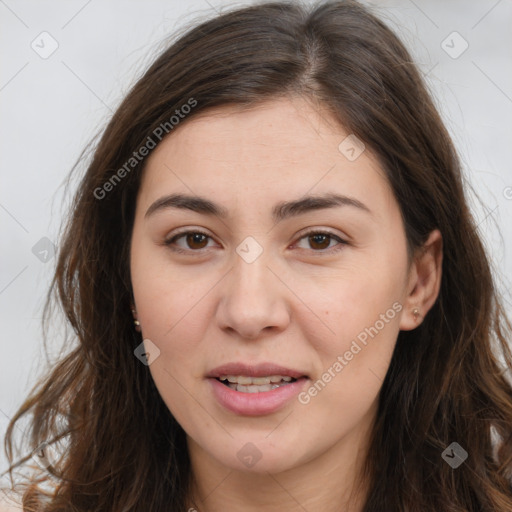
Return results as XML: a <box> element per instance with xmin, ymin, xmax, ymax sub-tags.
<box><xmin>3</xmin><ymin>1</ymin><xmax>512</xmax><ymax>510</ymax></box>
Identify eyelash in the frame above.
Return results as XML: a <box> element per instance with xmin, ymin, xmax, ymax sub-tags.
<box><xmin>163</xmin><ymin>228</ymin><xmax>347</xmax><ymax>256</ymax></box>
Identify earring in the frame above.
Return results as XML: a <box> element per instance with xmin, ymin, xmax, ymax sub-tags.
<box><xmin>412</xmin><ymin>308</ymin><xmax>421</xmax><ymax>321</ymax></box>
<box><xmin>131</xmin><ymin>307</ymin><xmax>142</xmax><ymax>333</ymax></box>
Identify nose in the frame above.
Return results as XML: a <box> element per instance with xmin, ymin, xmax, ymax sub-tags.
<box><xmin>215</xmin><ymin>248</ymin><xmax>291</xmax><ymax>340</ymax></box>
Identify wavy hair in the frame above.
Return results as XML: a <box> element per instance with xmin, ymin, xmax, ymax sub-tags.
<box><xmin>2</xmin><ymin>1</ymin><xmax>512</xmax><ymax>510</ymax></box>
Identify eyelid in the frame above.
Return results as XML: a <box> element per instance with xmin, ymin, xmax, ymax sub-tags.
<box><xmin>163</xmin><ymin>227</ymin><xmax>348</xmax><ymax>255</ymax></box>
<box><xmin>292</xmin><ymin>228</ymin><xmax>347</xmax><ymax>254</ymax></box>
<box><xmin>163</xmin><ymin>227</ymin><xmax>216</xmax><ymax>252</ymax></box>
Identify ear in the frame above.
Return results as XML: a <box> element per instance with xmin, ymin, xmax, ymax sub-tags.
<box><xmin>399</xmin><ymin>229</ymin><xmax>443</xmax><ymax>331</ymax></box>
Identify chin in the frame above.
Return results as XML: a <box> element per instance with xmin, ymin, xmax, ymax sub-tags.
<box><xmin>210</xmin><ymin>439</ymin><xmax>307</xmax><ymax>475</ymax></box>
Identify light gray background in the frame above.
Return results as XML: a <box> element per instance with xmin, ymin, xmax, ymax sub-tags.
<box><xmin>1</xmin><ymin>0</ymin><xmax>511</xmax><ymax>476</ymax></box>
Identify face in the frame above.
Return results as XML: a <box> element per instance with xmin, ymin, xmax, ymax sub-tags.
<box><xmin>130</xmin><ymin>96</ymin><xmax>413</xmax><ymax>475</ymax></box>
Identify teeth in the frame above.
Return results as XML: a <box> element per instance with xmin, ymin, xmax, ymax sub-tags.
<box><xmin>252</xmin><ymin>377</ymin><xmax>273</xmax><ymax>385</ymax></box>
<box><xmin>227</xmin><ymin>383</ymin><xmax>285</xmax><ymax>393</ymax></box>
<box><xmin>219</xmin><ymin>375</ymin><xmax>294</xmax><ymax>385</ymax></box>
<box><xmin>238</xmin><ymin>384</ymin><xmax>274</xmax><ymax>393</ymax></box>
<box><xmin>217</xmin><ymin>375</ymin><xmax>298</xmax><ymax>393</ymax></box>
<box><xmin>270</xmin><ymin>375</ymin><xmax>291</xmax><ymax>383</ymax></box>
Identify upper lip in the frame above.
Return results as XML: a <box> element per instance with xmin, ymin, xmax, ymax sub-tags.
<box><xmin>207</xmin><ymin>362</ymin><xmax>308</xmax><ymax>379</ymax></box>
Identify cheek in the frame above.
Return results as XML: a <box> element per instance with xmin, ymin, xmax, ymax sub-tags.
<box><xmin>130</xmin><ymin>243</ymin><xmax>216</xmax><ymax>402</ymax></box>
<box><xmin>295</xmin><ymin>254</ymin><xmax>405</xmax><ymax>416</ymax></box>
<box><xmin>293</xmin><ymin>257</ymin><xmax>405</xmax><ymax>357</ymax></box>
<box><xmin>134</xmin><ymin>279</ymin><xmax>212</xmax><ymax>425</ymax></box>
<box><xmin>131</xmin><ymin>238</ymin><xmax>212</xmax><ymax>342</ymax></box>
<box><xmin>134</xmin><ymin>279</ymin><xmax>212</xmax><ymax>369</ymax></box>
<box><xmin>297</xmin><ymin>300</ymin><xmax>401</xmax><ymax>438</ymax></box>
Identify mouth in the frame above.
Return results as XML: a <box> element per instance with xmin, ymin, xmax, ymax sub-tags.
<box><xmin>215</xmin><ymin>374</ymin><xmax>298</xmax><ymax>393</ymax></box>
<box><xmin>206</xmin><ymin>362</ymin><xmax>309</xmax><ymax>416</ymax></box>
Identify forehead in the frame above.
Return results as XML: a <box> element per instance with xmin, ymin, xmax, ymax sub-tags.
<box><xmin>137</xmin><ymin>96</ymin><xmax>394</xmax><ymax>220</ymax></box>
<box><xmin>146</xmin><ymin>97</ymin><xmax>352</xmax><ymax>166</ymax></box>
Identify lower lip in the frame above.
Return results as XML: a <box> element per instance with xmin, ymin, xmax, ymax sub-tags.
<box><xmin>208</xmin><ymin>377</ymin><xmax>309</xmax><ymax>416</ymax></box>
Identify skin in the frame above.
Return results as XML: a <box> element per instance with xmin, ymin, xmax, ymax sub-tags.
<box><xmin>129</xmin><ymin>96</ymin><xmax>443</xmax><ymax>512</ymax></box>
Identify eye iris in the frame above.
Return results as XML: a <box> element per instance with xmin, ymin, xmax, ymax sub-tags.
<box><xmin>187</xmin><ymin>233</ymin><xmax>208</xmax><ymax>249</ymax></box>
<box><xmin>178</xmin><ymin>232</ymin><xmax>335</xmax><ymax>251</ymax></box>
<box><xmin>309</xmin><ymin>233</ymin><xmax>330</xmax><ymax>250</ymax></box>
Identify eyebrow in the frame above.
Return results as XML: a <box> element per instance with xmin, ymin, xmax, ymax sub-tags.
<box><xmin>144</xmin><ymin>192</ymin><xmax>372</xmax><ymax>223</ymax></box>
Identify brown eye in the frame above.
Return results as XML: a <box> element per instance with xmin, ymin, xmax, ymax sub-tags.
<box><xmin>165</xmin><ymin>229</ymin><xmax>346</xmax><ymax>256</ymax></box>
<box><xmin>308</xmin><ymin>233</ymin><xmax>332</xmax><ymax>250</ymax></box>
<box><xmin>295</xmin><ymin>230</ymin><xmax>347</xmax><ymax>253</ymax></box>
<box><xmin>164</xmin><ymin>230</ymin><xmax>214</xmax><ymax>253</ymax></box>
<box><xmin>184</xmin><ymin>232</ymin><xmax>209</xmax><ymax>250</ymax></box>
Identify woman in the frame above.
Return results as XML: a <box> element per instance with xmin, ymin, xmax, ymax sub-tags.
<box><xmin>2</xmin><ymin>1</ymin><xmax>512</xmax><ymax>510</ymax></box>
